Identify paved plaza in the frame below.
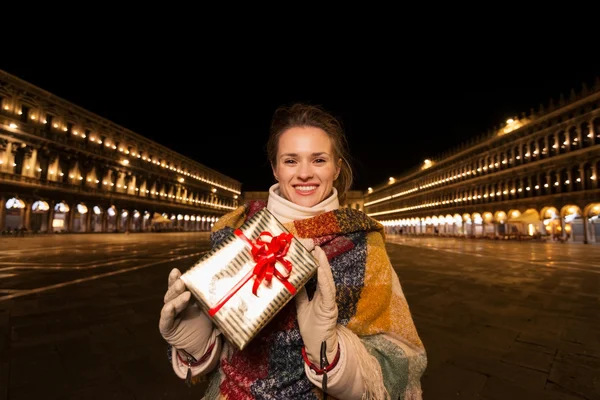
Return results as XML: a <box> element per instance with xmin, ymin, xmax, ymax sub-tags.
<box><xmin>0</xmin><ymin>232</ymin><xmax>599</xmax><ymax>399</ymax></box>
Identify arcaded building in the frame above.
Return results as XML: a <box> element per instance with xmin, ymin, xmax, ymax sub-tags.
<box><xmin>0</xmin><ymin>69</ymin><xmax>241</xmax><ymax>233</ymax></box>
<box><xmin>364</xmin><ymin>82</ymin><xmax>600</xmax><ymax>244</ymax></box>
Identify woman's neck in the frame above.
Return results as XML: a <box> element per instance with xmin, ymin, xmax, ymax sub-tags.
<box><xmin>266</xmin><ymin>183</ymin><xmax>339</xmax><ymax>224</ymax></box>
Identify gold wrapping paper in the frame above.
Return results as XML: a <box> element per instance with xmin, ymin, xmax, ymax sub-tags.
<box><xmin>181</xmin><ymin>208</ymin><xmax>319</xmax><ymax>351</ymax></box>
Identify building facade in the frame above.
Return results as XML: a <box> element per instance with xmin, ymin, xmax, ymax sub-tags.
<box><xmin>365</xmin><ymin>82</ymin><xmax>600</xmax><ymax>244</ymax></box>
<box><xmin>0</xmin><ymin>69</ymin><xmax>241</xmax><ymax>234</ymax></box>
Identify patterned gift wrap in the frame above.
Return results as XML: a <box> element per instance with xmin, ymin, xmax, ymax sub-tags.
<box><xmin>181</xmin><ymin>208</ymin><xmax>318</xmax><ymax>350</ymax></box>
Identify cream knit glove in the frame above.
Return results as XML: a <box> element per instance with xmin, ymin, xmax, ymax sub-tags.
<box><xmin>295</xmin><ymin>245</ymin><xmax>339</xmax><ymax>364</ymax></box>
<box><xmin>159</xmin><ymin>268</ymin><xmax>220</xmax><ymax>379</ymax></box>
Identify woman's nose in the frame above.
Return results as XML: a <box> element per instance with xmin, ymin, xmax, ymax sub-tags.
<box><xmin>297</xmin><ymin>163</ymin><xmax>313</xmax><ymax>179</ymax></box>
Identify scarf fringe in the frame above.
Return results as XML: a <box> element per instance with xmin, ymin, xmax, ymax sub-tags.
<box><xmin>337</xmin><ymin>325</ymin><xmax>390</xmax><ymax>400</ymax></box>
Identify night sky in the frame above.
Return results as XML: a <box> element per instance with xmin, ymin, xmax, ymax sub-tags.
<box><xmin>2</xmin><ymin>58</ymin><xmax>598</xmax><ymax>193</ymax></box>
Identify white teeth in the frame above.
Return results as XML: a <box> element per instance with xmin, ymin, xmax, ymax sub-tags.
<box><xmin>295</xmin><ymin>186</ymin><xmax>317</xmax><ymax>191</ymax></box>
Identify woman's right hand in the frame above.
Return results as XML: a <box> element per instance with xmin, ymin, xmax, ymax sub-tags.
<box><xmin>159</xmin><ymin>268</ymin><xmax>214</xmax><ymax>360</ymax></box>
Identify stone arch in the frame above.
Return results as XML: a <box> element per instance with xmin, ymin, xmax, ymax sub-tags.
<box><xmin>106</xmin><ymin>205</ymin><xmax>118</xmax><ymax>232</ymax></box>
<box><xmin>52</xmin><ymin>201</ymin><xmax>70</xmax><ymax>232</ymax></box>
<box><xmin>559</xmin><ymin>204</ymin><xmax>584</xmax><ymax>242</ymax></box>
<box><xmin>583</xmin><ymin>203</ymin><xmax>600</xmax><ymax>218</ymax></box>
<box><xmin>72</xmin><ymin>203</ymin><xmax>89</xmax><ymax>232</ymax></box>
<box><xmin>560</xmin><ymin>204</ymin><xmax>582</xmax><ymax>219</ymax></box>
<box><xmin>507</xmin><ymin>209</ymin><xmax>521</xmax><ymax>220</ymax></box>
<box><xmin>540</xmin><ymin>206</ymin><xmax>561</xmax><ymax>238</ymax></box>
<box><xmin>31</xmin><ymin>200</ymin><xmax>50</xmax><ymax>232</ymax></box>
<box><xmin>494</xmin><ymin>210</ymin><xmax>507</xmax><ymax>223</ymax></box>
<box><xmin>540</xmin><ymin>206</ymin><xmax>560</xmax><ymax>220</ymax></box>
<box><xmin>4</xmin><ymin>197</ymin><xmax>26</xmax><ymax>231</ymax></box>
<box><xmin>90</xmin><ymin>205</ymin><xmax>104</xmax><ymax>232</ymax></box>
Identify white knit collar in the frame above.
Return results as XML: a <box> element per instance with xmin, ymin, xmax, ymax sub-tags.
<box><xmin>266</xmin><ymin>183</ymin><xmax>339</xmax><ymax>224</ymax></box>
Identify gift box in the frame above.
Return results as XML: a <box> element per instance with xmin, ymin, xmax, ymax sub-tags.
<box><xmin>180</xmin><ymin>208</ymin><xmax>319</xmax><ymax>351</ymax></box>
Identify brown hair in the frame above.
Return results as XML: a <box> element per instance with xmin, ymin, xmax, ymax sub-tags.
<box><xmin>266</xmin><ymin>103</ymin><xmax>353</xmax><ymax>204</ymax></box>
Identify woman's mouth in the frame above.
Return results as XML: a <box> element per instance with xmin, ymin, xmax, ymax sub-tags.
<box><xmin>294</xmin><ymin>185</ymin><xmax>318</xmax><ymax>194</ymax></box>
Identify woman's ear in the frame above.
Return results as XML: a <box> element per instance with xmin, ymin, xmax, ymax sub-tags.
<box><xmin>335</xmin><ymin>158</ymin><xmax>342</xmax><ymax>179</ymax></box>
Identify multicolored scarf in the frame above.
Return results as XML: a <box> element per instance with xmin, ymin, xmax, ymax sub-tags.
<box><xmin>194</xmin><ymin>200</ymin><xmax>427</xmax><ymax>399</ymax></box>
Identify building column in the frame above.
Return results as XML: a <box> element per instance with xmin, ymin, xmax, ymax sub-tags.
<box><xmin>22</xmin><ymin>147</ymin><xmax>36</xmax><ymax>177</ymax></box>
<box><xmin>67</xmin><ymin>204</ymin><xmax>75</xmax><ymax>232</ymax></box>
<box><xmin>0</xmin><ymin>196</ymin><xmax>5</xmax><ymax>231</ymax></box>
<box><xmin>23</xmin><ymin>202</ymin><xmax>31</xmax><ymax>231</ymax></box>
<box><xmin>116</xmin><ymin>209</ymin><xmax>121</xmax><ymax>232</ymax></box>
<box><xmin>579</xmin><ymin>163</ymin><xmax>587</xmax><ymax>190</ymax></box>
<box><xmin>86</xmin><ymin>210</ymin><xmax>92</xmax><ymax>232</ymax></box>
<box><xmin>47</xmin><ymin>153</ymin><xmax>59</xmax><ymax>182</ymax></box>
<box><xmin>10</xmin><ymin>142</ymin><xmax>19</xmax><ymax>173</ymax></box>
<box><xmin>0</xmin><ymin>139</ymin><xmax>8</xmax><ymax>172</ymax></box>
<box><xmin>126</xmin><ymin>212</ymin><xmax>132</xmax><ymax>232</ymax></box>
<box><xmin>102</xmin><ymin>210</ymin><xmax>108</xmax><ymax>232</ymax></box>
<box><xmin>567</xmin><ymin>169</ymin><xmax>573</xmax><ymax>192</ymax></box>
<box><xmin>47</xmin><ymin>201</ymin><xmax>55</xmax><ymax>232</ymax></box>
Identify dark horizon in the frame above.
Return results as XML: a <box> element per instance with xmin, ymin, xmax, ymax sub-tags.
<box><xmin>2</xmin><ymin>62</ymin><xmax>599</xmax><ymax>193</ymax></box>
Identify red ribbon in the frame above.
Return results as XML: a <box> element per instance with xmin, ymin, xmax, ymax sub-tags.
<box><xmin>208</xmin><ymin>229</ymin><xmax>297</xmax><ymax>317</ymax></box>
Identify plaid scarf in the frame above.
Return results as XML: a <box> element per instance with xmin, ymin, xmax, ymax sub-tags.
<box><xmin>196</xmin><ymin>200</ymin><xmax>426</xmax><ymax>399</ymax></box>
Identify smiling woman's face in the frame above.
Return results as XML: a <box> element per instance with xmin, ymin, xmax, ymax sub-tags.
<box><xmin>272</xmin><ymin>126</ymin><xmax>341</xmax><ymax>208</ymax></box>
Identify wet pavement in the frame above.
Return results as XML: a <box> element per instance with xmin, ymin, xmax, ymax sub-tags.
<box><xmin>0</xmin><ymin>233</ymin><xmax>598</xmax><ymax>399</ymax></box>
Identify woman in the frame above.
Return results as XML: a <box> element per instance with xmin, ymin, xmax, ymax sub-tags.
<box><xmin>159</xmin><ymin>103</ymin><xmax>427</xmax><ymax>399</ymax></box>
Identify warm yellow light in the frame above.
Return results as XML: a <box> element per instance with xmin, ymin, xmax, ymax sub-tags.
<box><xmin>506</xmin><ymin>118</ymin><xmax>514</xmax><ymax>124</ymax></box>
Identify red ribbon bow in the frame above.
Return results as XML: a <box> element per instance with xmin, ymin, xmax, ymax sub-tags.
<box><xmin>208</xmin><ymin>229</ymin><xmax>297</xmax><ymax>317</ymax></box>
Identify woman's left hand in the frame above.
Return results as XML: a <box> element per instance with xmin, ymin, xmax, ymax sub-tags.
<box><xmin>295</xmin><ymin>245</ymin><xmax>339</xmax><ymax>365</ymax></box>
